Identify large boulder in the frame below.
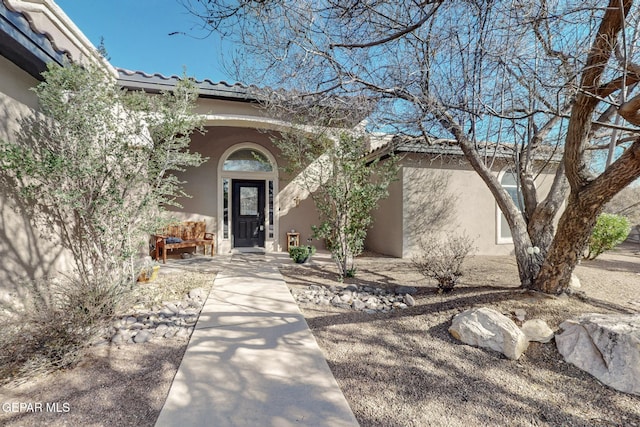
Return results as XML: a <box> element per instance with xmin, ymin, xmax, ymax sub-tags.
<box><xmin>449</xmin><ymin>307</ymin><xmax>529</xmax><ymax>360</ymax></box>
<box><xmin>555</xmin><ymin>313</ymin><xmax>640</xmax><ymax>396</ymax></box>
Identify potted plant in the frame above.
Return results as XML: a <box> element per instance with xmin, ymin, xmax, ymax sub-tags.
<box><xmin>137</xmin><ymin>259</ymin><xmax>160</xmax><ymax>282</ymax></box>
<box><xmin>288</xmin><ymin>245</ymin><xmax>316</xmax><ymax>264</ymax></box>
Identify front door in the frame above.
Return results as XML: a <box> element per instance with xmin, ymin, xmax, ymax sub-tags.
<box><xmin>232</xmin><ymin>180</ymin><xmax>266</xmax><ymax>247</ymax></box>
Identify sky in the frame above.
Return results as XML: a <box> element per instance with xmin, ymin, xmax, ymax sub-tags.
<box><xmin>55</xmin><ymin>0</ymin><xmax>234</xmax><ymax>83</ymax></box>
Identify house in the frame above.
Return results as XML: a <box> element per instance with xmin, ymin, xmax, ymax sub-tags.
<box><xmin>0</xmin><ymin>0</ymin><xmax>560</xmax><ymax>290</ymax></box>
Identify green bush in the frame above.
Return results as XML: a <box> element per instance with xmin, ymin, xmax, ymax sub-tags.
<box><xmin>289</xmin><ymin>245</ymin><xmax>316</xmax><ymax>263</ymax></box>
<box><xmin>586</xmin><ymin>213</ymin><xmax>631</xmax><ymax>260</ymax></box>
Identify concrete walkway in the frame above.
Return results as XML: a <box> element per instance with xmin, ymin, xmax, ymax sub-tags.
<box><xmin>155</xmin><ymin>253</ymin><xmax>359</xmax><ymax>427</ymax></box>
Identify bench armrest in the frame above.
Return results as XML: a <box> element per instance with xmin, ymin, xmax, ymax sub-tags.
<box><xmin>204</xmin><ymin>232</ymin><xmax>215</xmax><ymax>240</ymax></box>
<box><xmin>152</xmin><ymin>235</ymin><xmax>168</xmax><ymax>245</ymax></box>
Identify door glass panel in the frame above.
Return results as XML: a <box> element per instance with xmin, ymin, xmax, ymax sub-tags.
<box><xmin>240</xmin><ymin>187</ymin><xmax>258</xmax><ymax>215</ymax></box>
<box><xmin>223</xmin><ymin>178</ymin><xmax>229</xmax><ymax>239</ymax></box>
<box><xmin>268</xmin><ymin>180</ymin><xmax>274</xmax><ymax>238</ymax></box>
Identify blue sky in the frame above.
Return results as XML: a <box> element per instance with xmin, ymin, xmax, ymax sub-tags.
<box><xmin>55</xmin><ymin>0</ymin><xmax>234</xmax><ymax>82</ymax></box>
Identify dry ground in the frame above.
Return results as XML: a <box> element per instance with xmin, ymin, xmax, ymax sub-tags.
<box><xmin>0</xmin><ymin>246</ymin><xmax>638</xmax><ymax>427</ymax></box>
<box><xmin>282</xmin><ymin>243</ymin><xmax>640</xmax><ymax>427</ymax></box>
<box><xmin>0</xmin><ymin>265</ymin><xmax>215</xmax><ymax>427</ymax></box>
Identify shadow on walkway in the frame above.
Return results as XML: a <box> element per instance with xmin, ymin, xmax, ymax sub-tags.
<box><xmin>155</xmin><ymin>254</ymin><xmax>358</xmax><ymax>427</ymax></box>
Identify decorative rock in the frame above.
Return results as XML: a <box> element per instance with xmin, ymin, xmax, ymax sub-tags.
<box><xmin>112</xmin><ymin>331</ymin><xmax>128</xmax><ymax>345</ymax></box>
<box><xmin>555</xmin><ymin>313</ymin><xmax>640</xmax><ymax>396</ymax></box>
<box><xmin>514</xmin><ymin>309</ymin><xmax>526</xmax><ymax>322</ymax></box>
<box><xmin>521</xmin><ymin>319</ymin><xmax>554</xmax><ymax>343</ymax></box>
<box><xmin>159</xmin><ymin>307</ymin><xmax>174</xmax><ymax>317</ymax></box>
<box><xmin>133</xmin><ymin>330</ymin><xmax>151</xmax><ymax>343</ymax></box>
<box><xmin>404</xmin><ymin>294</ymin><xmax>416</xmax><ymax>307</ymax></box>
<box><xmin>292</xmin><ymin>284</ymin><xmax>418</xmax><ymax>313</ymax></box>
<box><xmin>340</xmin><ymin>294</ymin><xmax>351</xmax><ymax>303</ymax></box>
<box><xmin>569</xmin><ymin>273</ymin><xmax>581</xmax><ymax>289</ymax></box>
<box><xmin>164</xmin><ymin>327</ymin><xmax>178</xmax><ymax>338</ymax></box>
<box><xmin>352</xmin><ymin>300</ymin><xmax>366</xmax><ymax>311</ymax></box>
<box><xmin>188</xmin><ymin>300</ymin><xmax>203</xmax><ymax>309</ymax></box>
<box><xmin>189</xmin><ymin>287</ymin><xmax>206</xmax><ymax>299</ymax></box>
<box><xmin>106</xmin><ymin>283</ymin><xmax>212</xmax><ymax>345</ymax></box>
<box><xmin>449</xmin><ymin>307</ymin><xmax>529</xmax><ymax>360</ymax></box>
<box><xmin>165</xmin><ymin>303</ymin><xmax>180</xmax><ymax>314</ymax></box>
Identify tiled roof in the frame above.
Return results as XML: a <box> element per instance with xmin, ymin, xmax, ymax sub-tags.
<box><xmin>117</xmin><ymin>68</ymin><xmax>261</xmax><ymax>102</ymax></box>
<box><xmin>0</xmin><ymin>0</ymin><xmax>70</xmax><ymax>79</ymax></box>
<box><xmin>368</xmin><ymin>135</ymin><xmax>563</xmax><ymax>162</ymax></box>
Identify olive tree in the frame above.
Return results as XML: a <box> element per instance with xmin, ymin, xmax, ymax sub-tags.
<box><xmin>274</xmin><ymin>121</ymin><xmax>397</xmax><ymax>278</ymax></box>
<box><xmin>0</xmin><ymin>62</ymin><xmax>205</xmax><ymax>314</ymax></box>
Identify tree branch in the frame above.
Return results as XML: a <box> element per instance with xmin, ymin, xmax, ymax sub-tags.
<box><xmin>329</xmin><ymin>2</ymin><xmax>442</xmax><ymax>49</ymax></box>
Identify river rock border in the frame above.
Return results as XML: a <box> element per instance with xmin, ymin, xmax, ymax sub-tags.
<box><xmin>109</xmin><ymin>287</ymin><xmax>207</xmax><ymax>345</ymax></box>
<box><xmin>292</xmin><ymin>284</ymin><xmax>417</xmax><ymax>313</ymax></box>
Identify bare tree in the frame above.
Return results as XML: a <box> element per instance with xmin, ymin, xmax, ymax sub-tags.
<box><xmin>183</xmin><ymin>0</ymin><xmax>640</xmax><ymax>293</ymax></box>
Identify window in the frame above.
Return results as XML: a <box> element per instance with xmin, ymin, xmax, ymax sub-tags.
<box><xmin>497</xmin><ymin>170</ymin><xmax>523</xmax><ymax>243</ymax></box>
<box><xmin>223</xmin><ymin>178</ymin><xmax>229</xmax><ymax>239</ymax></box>
<box><xmin>268</xmin><ymin>180</ymin><xmax>274</xmax><ymax>238</ymax></box>
<box><xmin>223</xmin><ymin>149</ymin><xmax>273</xmax><ymax>172</ymax></box>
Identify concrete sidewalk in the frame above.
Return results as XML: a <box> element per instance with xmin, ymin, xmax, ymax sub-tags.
<box><xmin>155</xmin><ymin>254</ymin><xmax>359</xmax><ymax>427</ymax></box>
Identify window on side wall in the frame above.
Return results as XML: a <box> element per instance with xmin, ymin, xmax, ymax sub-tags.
<box><xmin>497</xmin><ymin>170</ymin><xmax>524</xmax><ymax>244</ymax></box>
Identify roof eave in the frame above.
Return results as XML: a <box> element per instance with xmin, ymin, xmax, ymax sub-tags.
<box><xmin>116</xmin><ymin>69</ymin><xmax>261</xmax><ymax>103</ymax></box>
<box><xmin>0</xmin><ymin>1</ymin><xmax>68</xmax><ymax>79</ymax></box>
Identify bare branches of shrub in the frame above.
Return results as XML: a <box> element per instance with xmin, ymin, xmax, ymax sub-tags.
<box><xmin>0</xmin><ymin>276</ymin><xmax>122</xmax><ymax>384</ymax></box>
<box><xmin>412</xmin><ymin>234</ymin><xmax>476</xmax><ymax>292</ymax></box>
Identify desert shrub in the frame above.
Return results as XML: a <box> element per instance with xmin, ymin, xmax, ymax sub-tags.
<box><xmin>585</xmin><ymin>213</ymin><xmax>631</xmax><ymax>260</ymax></box>
<box><xmin>0</xmin><ymin>276</ymin><xmax>121</xmax><ymax>384</ymax></box>
<box><xmin>274</xmin><ymin>131</ymin><xmax>397</xmax><ymax>278</ymax></box>
<box><xmin>0</xmin><ymin>63</ymin><xmax>204</xmax><ymax>381</ymax></box>
<box><xmin>288</xmin><ymin>245</ymin><xmax>316</xmax><ymax>263</ymax></box>
<box><xmin>412</xmin><ymin>233</ymin><xmax>476</xmax><ymax>292</ymax></box>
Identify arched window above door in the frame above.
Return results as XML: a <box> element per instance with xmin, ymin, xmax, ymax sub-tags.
<box><xmin>222</xmin><ymin>148</ymin><xmax>273</xmax><ymax>172</ymax></box>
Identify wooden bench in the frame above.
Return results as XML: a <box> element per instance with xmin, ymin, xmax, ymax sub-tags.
<box><xmin>153</xmin><ymin>221</ymin><xmax>215</xmax><ymax>263</ymax></box>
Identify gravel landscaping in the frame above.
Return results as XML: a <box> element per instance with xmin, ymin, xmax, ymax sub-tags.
<box><xmin>0</xmin><ymin>264</ymin><xmax>215</xmax><ymax>427</ymax></box>
<box><xmin>282</xmin><ymin>244</ymin><xmax>640</xmax><ymax>427</ymax></box>
<box><xmin>0</xmin><ymin>246</ymin><xmax>638</xmax><ymax>426</ymax></box>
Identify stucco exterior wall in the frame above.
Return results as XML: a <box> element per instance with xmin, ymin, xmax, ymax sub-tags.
<box><xmin>404</xmin><ymin>157</ymin><xmax>507</xmax><ymax>256</ymax></box>
<box><xmin>365</xmin><ymin>170</ymin><xmax>404</xmax><ymax>257</ymax></box>
<box><xmin>0</xmin><ymin>54</ymin><xmax>69</xmax><ymax>295</ymax></box>
<box><xmin>367</xmin><ymin>153</ymin><xmax>559</xmax><ymax>257</ymax></box>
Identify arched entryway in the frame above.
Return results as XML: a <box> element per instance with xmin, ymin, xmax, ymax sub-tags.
<box><xmin>218</xmin><ymin>143</ymin><xmax>278</xmax><ymax>253</ymax></box>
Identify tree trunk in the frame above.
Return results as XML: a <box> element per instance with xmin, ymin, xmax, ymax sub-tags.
<box><xmin>532</xmin><ymin>193</ymin><xmax>600</xmax><ymax>293</ymax></box>
<box><xmin>532</xmin><ymin>0</ymin><xmax>638</xmax><ymax>294</ymax></box>
<box><xmin>534</xmin><ymin>139</ymin><xmax>640</xmax><ymax>293</ymax></box>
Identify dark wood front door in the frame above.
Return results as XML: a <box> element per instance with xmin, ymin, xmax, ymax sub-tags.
<box><xmin>232</xmin><ymin>180</ymin><xmax>266</xmax><ymax>247</ymax></box>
